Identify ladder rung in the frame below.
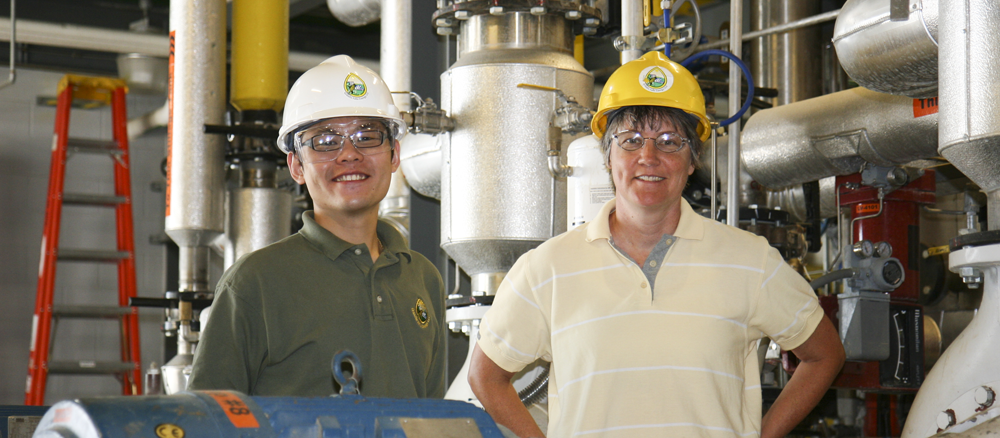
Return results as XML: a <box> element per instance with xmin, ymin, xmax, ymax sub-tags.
<box><xmin>63</xmin><ymin>193</ymin><xmax>127</xmax><ymax>206</ymax></box>
<box><xmin>52</xmin><ymin>305</ymin><xmax>131</xmax><ymax>318</ymax></box>
<box><xmin>66</xmin><ymin>138</ymin><xmax>122</xmax><ymax>155</ymax></box>
<box><xmin>57</xmin><ymin>249</ymin><xmax>131</xmax><ymax>262</ymax></box>
<box><xmin>47</xmin><ymin>361</ymin><xmax>136</xmax><ymax>375</ymax></box>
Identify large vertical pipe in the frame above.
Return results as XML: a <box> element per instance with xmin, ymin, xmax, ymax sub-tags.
<box><xmin>379</xmin><ymin>0</ymin><xmax>412</xmax><ymax>243</ymax></box>
<box><xmin>938</xmin><ymin>0</ymin><xmax>1000</xmax><ymax>231</ymax></box>
<box><xmin>227</xmin><ymin>0</ymin><xmax>292</xmax><ymax>268</ymax></box>
<box><xmin>726</xmin><ymin>0</ymin><xmax>742</xmax><ymax>227</ymax></box>
<box><xmin>165</xmin><ymin>0</ymin><xmax>226</xmax><ymax>283</ymax></box>
<box><xmin>621</xmin><ymin>0</ymin><xmax>644</xmax><ymax>63</ymax></box>
<box><xmin>750</xmin><ymin>0</ymin><xmax>820</xmax><ymax>106</ymax></box>
<box><xmin>231</xmin><ymin>0</ymin><xmax>289</xmax><ymax>112</ymax></box>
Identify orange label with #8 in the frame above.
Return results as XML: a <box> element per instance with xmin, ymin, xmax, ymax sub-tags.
<box><xmin>207</xmin><ymin>391</ymin><xmax>260</xmax><ymax>428</ymax></box>
<box><xmin>856</xmin><ymin>203</ymin><xmax>881</xmax><ymax>215</ymax></box>
<box><xmin>913</xmin><ymin>97</ymin><xmax>938</xmax><ymax>118</ymax></box>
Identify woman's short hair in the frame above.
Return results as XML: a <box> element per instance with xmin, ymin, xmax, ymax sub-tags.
<box><xmin>598</xmin><ymin>105</ymin><xmax>704</xmax><ymax>170</ymax></box>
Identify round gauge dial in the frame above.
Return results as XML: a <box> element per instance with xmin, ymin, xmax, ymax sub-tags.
<box><xmin>853</xmin><ymin>240</ymin><xmax>875</xmax><ymax>259</ymax></box>
<box><xmin>875</xmin><ymin>241</ymin><xmax>893</xmax><ymax>258</ymax></box>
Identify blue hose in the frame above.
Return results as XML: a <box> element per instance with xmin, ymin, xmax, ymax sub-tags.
<box><xmin>681</xmin><ymin>49</ymin><xmax>755</xmax><ymax>127</ymax></box>
<box><xmin>663</xmin><ymin>7</ymin><xmax>672</xmax><ymax>58</ymax></box>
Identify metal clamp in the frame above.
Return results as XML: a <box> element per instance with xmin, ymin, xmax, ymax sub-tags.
<box><xmin>332</xmin><ymin>350</ymin><xmax>363</xmax><ymax>396</ymax></box>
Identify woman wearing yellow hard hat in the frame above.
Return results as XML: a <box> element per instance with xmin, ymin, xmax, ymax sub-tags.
<box><xmin>470</xmin><ymin>51</ymin><xmax>844</xmax><ymax>438</ymax></box>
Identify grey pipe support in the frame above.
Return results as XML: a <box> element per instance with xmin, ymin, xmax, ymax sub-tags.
<box><xmin>742</xmin><ymin>87</ymin><xmax>939</xmax><ymax>189</ymax></box>
<box><xmin>938</xmin><ymin>0</ymin><xmax>1000</xmax><ymax>232</ymax></box>
<box><xmin>726</xmin><ymin>0</ymin><xmax>742</xmax><ymax>227</ymax></box>
<box><xmin>621</xmin><ymin>0</ymin><xmax>644</xmax><ymax>63</ymax></box>
<box><xmin>699</xmin><ymin>9</ymin><xmax>840</xmax><ymax>51</ymax></box>
<box><xmin>832</xmin><ymin>0</ymin><xmax>938</xmax><ymax>98</ymax></box>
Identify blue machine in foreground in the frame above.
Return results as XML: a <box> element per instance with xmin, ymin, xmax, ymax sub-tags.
<box><xmin>31</xmin><ymin>391</ymin><xmax>505</xmax><ymax>438</ymax></box>
<box><xmin>32</xmin><ymin>351</ymin><xmax>505</xmax><ymax>438</ymax></box>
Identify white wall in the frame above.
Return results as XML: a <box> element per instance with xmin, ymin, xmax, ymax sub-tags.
<box><xmin>0</xmin><ymin>68</ymin><xmax>167</xmax><ymax>405</ymax></box>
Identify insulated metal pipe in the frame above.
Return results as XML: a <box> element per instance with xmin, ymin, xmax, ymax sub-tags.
<box><xmin>621</xmin><ymin>0</ymin><xmax>644</xmax><ymax>63</ymax></box>
<box><xmin>937</xmin><ymin>0</ymin><xmax>1000</xmax><ymax>231</ymax></box>
<box><xmin>832</xmin><ymin>0</ymin><xmax>938</xmax><ymax>98</ymax></box>
<box><xmin>231</xmin><ymin>0</ymin><xmax>289</xmax><ymax>112</ymax></box>
<box><xmin>742</xmin><ymin>87</ymin><xmax>939</xmax><ymax>189</ymax></box>
<box><xmin>165</xmin><ymin>0</ymin><xmax>227</xmax><ymax>253</ymax></box>
<box><xmin>726</xmin><ymin>0</ymin><xmax>742</xmax><ymax>226</ymax></box>
<box><xmin>379</xmin><ymin>0</ymin><xmax>412</xmax><ymax>243</ymax></box>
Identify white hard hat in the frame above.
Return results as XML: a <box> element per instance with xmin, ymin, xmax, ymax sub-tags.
<box><xmin>276</xmin><ymin>55</ymin><xmax>406</xmax><ymax>154</ymax></box>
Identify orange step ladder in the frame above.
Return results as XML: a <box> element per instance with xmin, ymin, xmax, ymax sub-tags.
<box><xmin>26</xmin><ymin>75</ymin><xmax>143</xmax><ymax>405</ymax></box>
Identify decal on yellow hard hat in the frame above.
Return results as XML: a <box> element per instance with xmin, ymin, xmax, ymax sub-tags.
<box><xmin>640</xmin><ymin>66</ymin><xmax>673</xmax><ymax>93</ymax></box>
<box><xmin>344</xmin><ymin>73</ymin><xmax>368</xmax><ymax>99</ymax></box>
<box><xmin>412</xmin><ymin>298</ymin><xmax>429</xmax><ymax>328</ymax></box>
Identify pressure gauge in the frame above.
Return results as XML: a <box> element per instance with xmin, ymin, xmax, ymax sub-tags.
<box><xmin>852</xmin><ymin>240</ymin><xmax>875</xmax><ymax>259</ymax></box>
<box><xmin>875</xmin><ymin>241</ymin><xmax>893</xmax><ymax>258</ymax></box>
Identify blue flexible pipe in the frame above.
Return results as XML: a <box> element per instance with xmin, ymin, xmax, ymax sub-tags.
<box><xmin>663</xmin><ymin>5</ymin><xmax>671</xmax><ymax>58</ymax></box>
<box><xmin>681</xmin><ymin>49</ymin><xmax>755</xmax><ymax>127</ymax></box>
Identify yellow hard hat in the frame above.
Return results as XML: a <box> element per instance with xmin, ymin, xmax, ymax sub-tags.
<box><xmin>591</xmin><ymin>51</ymin><xmax>711</xmax><ymax>141</ymax></box>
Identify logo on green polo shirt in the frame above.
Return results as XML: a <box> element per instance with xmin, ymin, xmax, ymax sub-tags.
<box><xmin>412</xmin><ymin>298</ymin><xmax>429</xmax><ymax>328</ymax></box>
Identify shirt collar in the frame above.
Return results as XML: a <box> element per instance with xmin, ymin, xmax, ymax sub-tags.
<box><xmin>585</xmin><ymin>198</ymin><xmax>705</xmax><ymax>243</ymax></box>
<box><xmin>299</xmin><ymin>211</ymin><xmax>412</xmax><ymax>262</ymax></box>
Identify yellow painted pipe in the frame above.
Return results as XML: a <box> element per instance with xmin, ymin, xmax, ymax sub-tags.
<box><xmin>231</xmin><ymin>0</ymin><xmax>288</xmax><ymax>112</ymax></box>
<box><xmin>574</xmin><ymin>35</ymin><xmax>584</xmax><ymax>66</ymax></box>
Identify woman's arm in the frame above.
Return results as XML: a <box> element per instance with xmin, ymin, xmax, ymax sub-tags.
<box><xmin>761</xmin><ymin>316</ymin><xmax>845</xmax><ymax>438</ymax></box>
<box><xmin>469</xmin><ymin>343</ymin><xmax>545</xmax><ymax>438</ymax></box>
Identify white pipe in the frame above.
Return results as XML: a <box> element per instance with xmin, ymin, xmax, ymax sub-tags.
<box><xmin>126</xmin><ymin>102</ymin><xmax>169</xmax><ymax>140</ymax></box>
<box><xmin>726</xmin><ymin>0</ymin><xmax>742</xmax><ymax>227</ymax></box>
<box><xmin>0</xmin><ymin>18</ymin><xmax>377</xmax><ymax>73</ymax></box>
<box><xmin>378</xmin><ymin>0</ymin><xmax>412</xmax><ymax>244</ymax></box>
<box><xmin>621</xmin><ymin>0</ymin><xmax>644</xmax><ymax>63</ymax></box>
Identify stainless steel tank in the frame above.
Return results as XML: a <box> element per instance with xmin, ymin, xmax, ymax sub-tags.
<box><xmin>440</xmin><ymin>12</ymin><xmax>594</xmax><ymax>292</ymax></box>
<box><xmin>750</xmin><ymin>0</ymin><xmax>822</xmax><ymax>106</ymax></box>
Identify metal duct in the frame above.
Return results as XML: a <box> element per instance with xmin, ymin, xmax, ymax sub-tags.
<box><xmin>751</xmin><ymin>0</ymin><xmax>821</xmax><ymax>106</ymax></box>
<box><xmin>937</xmin><ymin>0</ymin><xmax>1000</xmax><ymax>230</ymax></box>
<box><xmin>378</xmin><ymin>0</ymin><xmax>412</xmax><ymax>243</ymax></box>
<box><xmin>832</xmin><ymin>0</ymin><xmax>938</xmax><ymax>98</ymax></box>
<box><xmin>441</xmin><ymin>12</ymin><xmax>593</xmax><ymax>287</ymax></box>
<box><xmin>225</xmin><ymin>188</ymin><xmax>293</xmax><ymax>267</ymax></box>
<box><xmin>741</xmin><ymin>87</ymin><xmax>939</xmax><ymax>189</ymax></box>
<box><xmin>165</xmin><ymin>0</ymin><xmax>226</xmax><ymax>260</ymax></box>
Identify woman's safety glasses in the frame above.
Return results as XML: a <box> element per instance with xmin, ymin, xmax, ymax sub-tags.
<box><xmin>294</xmin><ymin>127</ymin><xmax>390</xmax><ymax>163</ymax></box>
<box><xmin>612</xmin><ymin>130</ymin><xmax>689</xmax><ymax>154</ymax></box>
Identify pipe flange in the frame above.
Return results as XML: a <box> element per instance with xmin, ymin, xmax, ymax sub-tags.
<box><xmin>433</xmin><ymin>0</ymin><xmax>602</xmax><ymax>30</ymax></box>
<box><xmin>949</xmin><ymin>230</ymin><xmax>1000</xmax><ymax>251</ymax></box>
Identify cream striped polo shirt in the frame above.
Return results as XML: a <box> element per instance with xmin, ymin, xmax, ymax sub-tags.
<box><xmin>478</xmin><ymin>198</ymin><xmax>825</xmax><ymax>437</ymax></box>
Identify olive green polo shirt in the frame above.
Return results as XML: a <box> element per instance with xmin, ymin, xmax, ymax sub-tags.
<box><xmin>189</xmin><ymin>212</ymin><xmax>446</xmax><ymax>398</ymax></box>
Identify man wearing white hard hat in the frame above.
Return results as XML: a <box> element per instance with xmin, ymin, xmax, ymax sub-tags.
<box><xmin>189</xmin><ymin>55</ymin><xmax>446</xmax><ymax>398</ymax></box>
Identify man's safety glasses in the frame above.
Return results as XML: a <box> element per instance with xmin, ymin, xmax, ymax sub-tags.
<box><xmin>294</xmin><ymin>129</ymin><xmax>390</xmax><ymax>163</ymax></box>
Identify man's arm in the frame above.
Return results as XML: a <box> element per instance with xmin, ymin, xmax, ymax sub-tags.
<box><xmin>188</xmin><ymin>282</ymin><xmax>263</xmax><ymax>393</ymax></box>
<box><xmin>761</xmin><ymin>315</ymin><xmax>845</xmax><ymax>438</ymax></box>
<box><xmin>469</xmin><ymin>344</ymin><xmax>545</xmax><ymax>438</ymax></box>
